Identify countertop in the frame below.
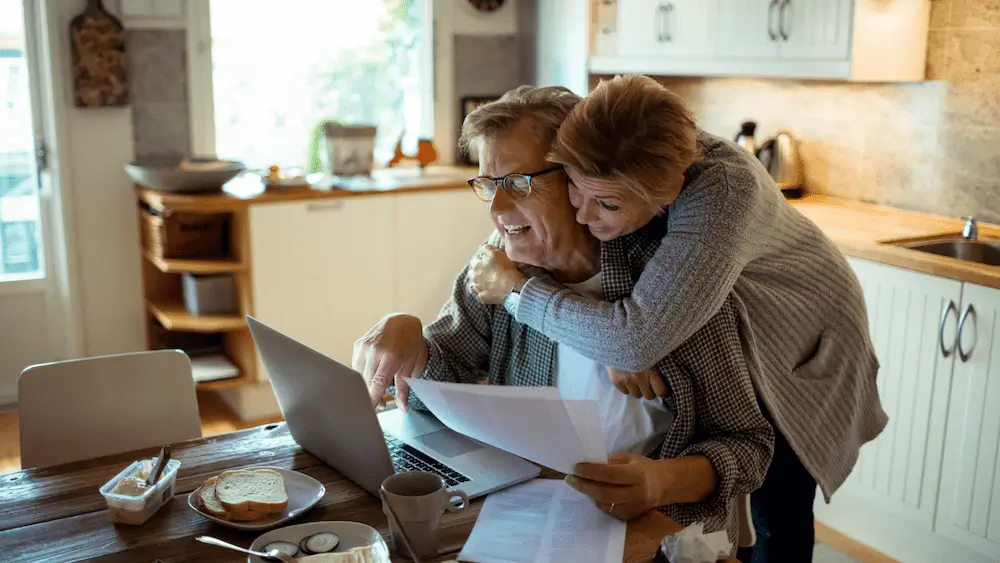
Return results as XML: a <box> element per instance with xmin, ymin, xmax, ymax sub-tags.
<box><xmin>791</xmin><ymin>195</ymin><xmax>1000</xmax><ymax>289</ymax></box>
<box><xmin>136</xmin><ymin>165</ymin><xmax>478</xmax><ymax>213</ymax></box>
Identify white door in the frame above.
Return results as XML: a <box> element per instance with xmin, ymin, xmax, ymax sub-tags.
<box><xmin>0</xmin><ymin>0</ymin><xmax>55</xmax><ymax>405</ymax></box>
<box><xmin>618</xmin><ymin>0</ymin><xmax>716</xmax><ymax>58</ymax></box>
<box><xmin>715</xmin><ymin>0</ymin><xmax>781</xmax><ymax>59</ymax></box>
<box><xmin>838</xmin><ymin>259</ymin><xmax>961</xmax><ymax>529</ymax></box>
<box><xmin>778</xmin><ymin>0</ymin><xmax>853</xmax><ymax>60</ymax></box>
<box><xmin>250</xmin><ymin>198</ymin><xmax>395</xmax><ymax>371</ymax></box>
<box><xmin>393</xmin><ymin>190</ymin><xmax>495</xmax><ymax>326</ymax></box>
<box><xmin>937</xmin><ymin>283</ymin><xmax>1000</xmax><ymax>561</ymax></box>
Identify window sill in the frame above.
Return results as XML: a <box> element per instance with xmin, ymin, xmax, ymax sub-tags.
<box><xmin>0</xmin><ymin>276</ymin><xmax>46</xmax><ymax>296</ymax></box>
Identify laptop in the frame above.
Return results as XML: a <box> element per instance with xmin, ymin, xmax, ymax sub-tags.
<box><xmin>246</xmin><ymin>316</ymin><xmax>540</xmax><ymax>499</ymax></box>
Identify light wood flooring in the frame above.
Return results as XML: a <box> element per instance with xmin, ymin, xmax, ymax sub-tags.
<box><xmin>0</xmin><ymin>391</ymin><xmax>281</xmax><ymax>475</ymax></box>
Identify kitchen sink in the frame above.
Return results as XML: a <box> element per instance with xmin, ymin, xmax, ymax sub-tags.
<box><xmin>898</xmin><ymin>237</ymin><xmax>1000</xmax><ymax>266</ymax></box>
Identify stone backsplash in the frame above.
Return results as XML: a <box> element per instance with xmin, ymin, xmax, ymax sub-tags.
<box><xmin>595</xmin><ymin>0</ymin><xmax>1000</xmax><ymax>223</ymax></box>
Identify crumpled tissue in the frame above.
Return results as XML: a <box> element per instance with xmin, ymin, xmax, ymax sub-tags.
<box><xmin>658</xmin><ymin>522</ymin><xmax>732</xmax><ymax>563</ymax></box>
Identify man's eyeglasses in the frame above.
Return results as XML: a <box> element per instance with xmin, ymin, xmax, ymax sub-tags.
<box><xmin>467</xmin><ymin>166</ymin><xmax>564</xmax><ymax>202</ymax></box>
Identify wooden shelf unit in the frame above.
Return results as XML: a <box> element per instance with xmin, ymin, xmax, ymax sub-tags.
<box><xmin>136</xmin><ymin>196</ymin><xmax>256</xmax><ymax>392</ymax></box>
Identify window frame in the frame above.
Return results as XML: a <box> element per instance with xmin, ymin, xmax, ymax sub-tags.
<box><xmin>186</xmin><ymin>0</ymin><xmax>436</xmax><ymax>163</ymax></box>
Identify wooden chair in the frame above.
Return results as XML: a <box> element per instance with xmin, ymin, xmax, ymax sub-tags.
<box><xmin>18</xmin><ymin>350</ymin><xmax>202</xmax><ymax>469</ymax></box>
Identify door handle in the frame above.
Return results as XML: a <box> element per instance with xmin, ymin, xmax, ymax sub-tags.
<box><xmin>306</xmin><ymin>200</ymin><xmax>344</xmax><ymax>212</ymax></box>
<box><xmin>940</xmin><ymin>299</ymin><xmax>958</xmax><ymax>358</ymax></box>
<box><xmin>957</xmin><ymin>304</ymin><xmax>977</xmax><ymax>363</ymax></box>
<box><xmin>779</xmin><ymin>0</ymin><xmax>791</xmax><ymax>41</ymax></box>
<box><xmin>768</xmin><ymin>0</ymin><xmax>779</xmax><ymax>41</ymax></box>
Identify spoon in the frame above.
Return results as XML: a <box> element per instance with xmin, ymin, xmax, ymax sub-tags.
<box><xmin>195</xmin><ymin>536</ymin><xmax>297</xmax><ymax>563</ymax></box>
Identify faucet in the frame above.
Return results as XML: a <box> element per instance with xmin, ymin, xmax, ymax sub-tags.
<box><xmin>963</xmin><ymin>216</ymin><xmax>979</xmax><ymax>241</ymax></box>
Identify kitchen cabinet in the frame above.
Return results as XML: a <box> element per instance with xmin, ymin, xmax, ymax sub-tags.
<box><xmin>617</xmin><ymin>0</ymin><xmax>716</xmax><ymax>58</ymax></box>
<box><xmin>814</xmin><ymin>259</ymin><xmax>1000</xmax><ymax>563</ymax></box>
<box><xmin>936</xmin><ymin>282</ymin><xmax>1000</xmax><ymax>561</ymax></box>
<box><xmin>590</xmin><ymin>0</ymin><xmax>931</xmax><ymax>81</ymax></box>
<box><xmin>393</xmin><ymin>190</ymin><xmax>495</xmax><ymax>326</ymax></box>
<box><xmin>249</xmin><ymin>197</ymin><xmax>395</xmax><ymax>372</ymax></box>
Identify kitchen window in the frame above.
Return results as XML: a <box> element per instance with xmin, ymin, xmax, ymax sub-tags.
<box><xmin>193</xmin><ymin>0</ymin><xmax>433</xmax><ymax>171</ymax></box>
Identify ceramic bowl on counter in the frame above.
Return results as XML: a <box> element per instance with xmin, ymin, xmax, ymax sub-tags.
<box><xmin>126</xmin><ymin>154</ymin><xmax>246</xmax><ymax>193</ymax></box>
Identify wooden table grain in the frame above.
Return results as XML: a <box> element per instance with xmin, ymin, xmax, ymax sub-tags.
<box><xmin>0</xmin><ymin>423</ymin><xmax>736</xmax><ymax>562</ymax></box>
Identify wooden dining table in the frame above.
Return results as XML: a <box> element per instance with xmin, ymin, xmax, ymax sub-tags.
<box><xmin>0</xmin><ymin>423</ymin><xmax>739</xmax><ymax>562</ymax></box>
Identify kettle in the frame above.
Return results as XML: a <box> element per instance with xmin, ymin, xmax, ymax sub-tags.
<box><xmin>756</xmin><ymin>131</ymin><xmax>803</xmax><ymax>194</ymax></box>
<box><xmin>733</xmin><ymin>121</ymin><xmax>758</xmax><ymax>154</ymax></box>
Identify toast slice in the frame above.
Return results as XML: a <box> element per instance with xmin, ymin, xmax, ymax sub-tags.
<box><xmin>215</xmin><ymin>469</ymin><xmax>288</xmax><ymax>514</ymax></box>
<box><xmin>199</xmin><ymin>475</ymin><xmax>270</xmax><ymax>522</ymax></box>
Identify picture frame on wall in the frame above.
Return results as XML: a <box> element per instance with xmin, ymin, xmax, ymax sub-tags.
<box><xmin>458</xmin><ymin>95</ymin><xmax>501</xmax><ymax>165</ymax></box>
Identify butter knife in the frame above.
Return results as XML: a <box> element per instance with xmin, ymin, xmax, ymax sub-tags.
<box><xmin>147</xmin><ymin>445</ymin><xmax>171</xmax><ymax>486</ymax></box>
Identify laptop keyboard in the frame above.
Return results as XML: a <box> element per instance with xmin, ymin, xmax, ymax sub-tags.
<box><xmin>383</xmin><ymin>431</ymin><xmax>471</xmax><ymax>488</ymax></box>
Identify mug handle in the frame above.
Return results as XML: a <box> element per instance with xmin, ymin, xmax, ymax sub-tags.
<box><xmin>444</xmin><ymin>489</ymin><xmax>469</xmax><ymax>513</ymax></box>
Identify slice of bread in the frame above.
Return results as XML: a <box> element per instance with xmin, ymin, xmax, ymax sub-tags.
<box><xmin>198</xmin><ymin>476</ymin><xmax>231</xmax><ymax>520</ymax></box>
<box><xmin>215</xmin><ymin>469</ymin><xmax>288</xmax><ymax>514</ymax></box>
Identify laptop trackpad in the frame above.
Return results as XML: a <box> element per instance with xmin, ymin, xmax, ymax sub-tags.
<box><xmin>416</xmin><ymin>430</ymin><xmax>483</xmax><ymax>459</ymax></box>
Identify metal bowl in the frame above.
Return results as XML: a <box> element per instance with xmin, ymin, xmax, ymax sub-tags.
<box><xmin>125</xmin><ymin>155</ymin><xmax>246</xmax><ymax>193</ymax></box>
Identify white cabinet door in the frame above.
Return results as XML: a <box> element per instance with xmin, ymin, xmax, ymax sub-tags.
<box><xmin>715</xmin><ymin>0</ymin><xmax>781</xmax><ymax>59</ymax></box>
<box><xmin>393</xmin><ymin>190</ymin><xmax>495</xmax><ymax>326</ymax></box>
<box><xmin>839</xmin><ymin>259</ymin><xmax>961</xmax><ymax>529</ymax></box>
<box><xmin>937</xmin><ymin>283</ymin><xmax>1000</xmax><ymax>561</ymax></box>
<box><xmin>250</xmin><ymin>198</ymin><xmax>395</xmax><ymax>371</ymax></box>
<box><xmin>779</xmin><ymin>0</ymin><xmax>853</xmax><ymax>60</ymax></box>
<box><xmin>618</xmin><ymin>0</ymin><xmax>716</xmax><ymax>57</ymax></box>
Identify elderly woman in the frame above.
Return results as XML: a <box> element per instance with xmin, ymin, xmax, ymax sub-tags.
<box><xmin>354</xmin><ymin>85</ymin><xmax>773</xmax><ymax>550</ymax></box>
<box><xmin>469</xmin><ymin>75</ymin><xmax>887</xmax><ymax>563</ymax></box>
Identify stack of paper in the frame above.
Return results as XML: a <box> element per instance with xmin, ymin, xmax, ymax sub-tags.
<box><xmin>404</xmin><ymin>378</ymin><xmax>607</xmax><ymax>474</ymax></box>
<box><xmin>458</xmin><ymin>479</ymin><xmax>627</xmax><ymax>563</ymax></box>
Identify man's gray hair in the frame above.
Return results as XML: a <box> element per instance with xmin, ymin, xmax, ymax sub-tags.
<box><xmin>458</xmin><ymin>85</ymin><xmax>583</xmax><ymax>160</ymax></box>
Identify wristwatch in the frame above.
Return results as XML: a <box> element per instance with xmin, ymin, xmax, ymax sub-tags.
<box><xmin>503</xmin><ymin>280</ymin><xmax>523</xmax><ymax>315</ymax></box>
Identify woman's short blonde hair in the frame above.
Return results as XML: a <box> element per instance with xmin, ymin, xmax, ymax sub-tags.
<box><xmin>549</xmin><ymin>75</ymin><xmax>699</xmax><ymax>208</ymax></box>
<box><xmin>459</xmin><ymin>85</ymin><xmax>583</xmax><ymax>160</ymax></box>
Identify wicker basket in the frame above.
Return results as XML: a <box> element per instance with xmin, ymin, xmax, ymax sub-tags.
<box><xmin>141</xmin><ymin>207</ymin><xmax>228</xmax><ymax>259</ymax></box>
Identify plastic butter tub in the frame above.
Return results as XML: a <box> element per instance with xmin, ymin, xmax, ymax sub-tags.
<box><xmin>99</xmin><ymin>458</ymin><xmax>181</xmax><ymax>525</ymax></box>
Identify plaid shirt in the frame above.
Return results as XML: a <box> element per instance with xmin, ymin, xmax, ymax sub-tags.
<box><xmin>405</xmin><ymin>218</ymin><xmax>774</xmax><ymax>544</ymax></box>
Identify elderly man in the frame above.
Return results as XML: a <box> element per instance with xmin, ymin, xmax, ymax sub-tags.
<box><xmin>353</xmin><ymin>85</ymin><xmax>773</xmax><ymax>549</ymax></box>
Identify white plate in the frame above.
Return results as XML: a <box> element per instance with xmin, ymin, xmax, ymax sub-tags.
<box><xmin>187</xmin><ymin>467</ymin><xmax>326</xmax><ymax>532</ymax></box>
<box><xmin>248</xmin><ymin>521</ymin><xmax>391</xmax><ymax>563</ymax></box>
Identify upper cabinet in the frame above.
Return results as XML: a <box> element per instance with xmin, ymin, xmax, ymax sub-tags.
<box><xmin>589</xmin><ymin>0</ymin><xmax>931</xmax><ymax>82</ymax></box>
<box><xmin>618</xmin><ymin>0</ymin><xmax>716</xmax><ymax>58</ymax></box>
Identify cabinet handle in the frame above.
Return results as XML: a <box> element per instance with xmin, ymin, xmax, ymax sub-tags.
<box><xmin>306</xmin><ymin>201</ymin><xmax>344</xmax><ymax>212</ymax></box>
<box><xmin>768</xmin><ymin>0</ymin><xmax>779</xmax><ymax>41</ymax></box>
<box><xmin>957</xmin><ymin>304</ymin><xmax>977</xmax><ymax>363</ymax></box>
<box><xmin>664</xmin><ymin>3</ymin><xmax>673</xmax><ymax>42</ymax></box>
<box><xmin>655</xmin><ymin>4</ymin><xmax>665</xmax><ymax>42</ymax></box>
<box><xmin>940</xmin><ymin>299</ymin><xmax>958</xmax><ymax>358</ymax></box>
<box><xmin>779</xmin><ymin>0</ymin><xmax>791</xmax><ymax>41</ymax></box>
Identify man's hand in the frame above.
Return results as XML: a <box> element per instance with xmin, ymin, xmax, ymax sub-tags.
<box><xmin>468</xmin><ymin>244</ymin><xmax>526</xmax><ymax>305</ymax></box>
<box><xmin>607</xmin><ymin>366</ymin><xmax>668</xmax><ymax>400</ymax></box>
<box><xmin>564</xmin><ymin>453</ymin><xmax>675</xmax><ymax>521</ymax></box>
<box><xmin>352</xmin><ymin>313</ymin><xmax>428</xmax><ymax>411</ymax></box>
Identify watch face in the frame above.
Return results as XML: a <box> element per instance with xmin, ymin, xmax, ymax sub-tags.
<box><xmin>468</xmin><ymin>0</ymin><xmax>506</xmax><ymax>12</ymax></box>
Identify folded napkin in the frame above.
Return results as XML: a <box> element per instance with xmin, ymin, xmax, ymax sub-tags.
<box><xmin>656</xmin><ymin>522</ymin><xmax>732</xmax><ymax>563</ymax></box>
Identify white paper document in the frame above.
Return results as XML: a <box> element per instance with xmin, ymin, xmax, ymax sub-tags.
<box><xmin>404</xmin><ymin>378</ymin><xmax>606</xmax><ymax>474</ymax></box>
<box><xmin>457</xmin><ymin>479</ymin><xmax>627</xmax><ymax>563</ymax></box>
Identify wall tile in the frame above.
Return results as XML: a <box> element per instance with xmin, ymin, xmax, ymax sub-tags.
<box><xmin>126</xmin><ymin>30</ymin><xmax>187</xmax><ymax>105</ymax></box>
<box><xmin>944</xmin><ymin>78</ymin><xmax>1000</xmax><ymax>127</ymax></box>
<box><xmin>947</xmin><ymin>29</ymin><xmax>1000</xmax><ymax>80</ymax></box>
<box><xmin>453</xmin><ymin>34</ymin><xmax>522</xmax><ymax>159</ymax></box>
<box><xmin>951</xmin><ymin>0</ymin><xmax>1000</xmax><ymax>28</ymax></box>
<box><xmin>132</xmin><ymin>102</ymin><xmax>192</xmax><ymax>162</ymax></box>
<box><xmin>926</xmin><ymin>30</ymin><xmax>950</xmax><ymax>80</ymax></box>
<box><xmin>929</xmin><ymin>0</ymin><xmax>952</xmax><ymax>29</ymax></box>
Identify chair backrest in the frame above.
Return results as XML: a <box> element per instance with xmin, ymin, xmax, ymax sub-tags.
<box><xmin>18</xmin><ymin>350</ymin><xmax>202</xmax><ymax>469</ymax></box>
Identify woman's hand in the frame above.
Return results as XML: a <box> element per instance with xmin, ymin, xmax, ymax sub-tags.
<box><xmin>607</xmin><ymin>366</ymin><xmax>669</xmax><ymax>400</ymax></box>
<box><xmin>352</xmin><ymin>313</ymin><xmax>428</xmax><ymax>411</ymax></box>
<box><xmin>468</xmin><ymin>244</ymin><xmax>527</xmax><ymax>305</ymax></box>
<box><xmin>564</xmin><ymin>453</ymin><xmax>675</xmax><ymax>521</ymax></box>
